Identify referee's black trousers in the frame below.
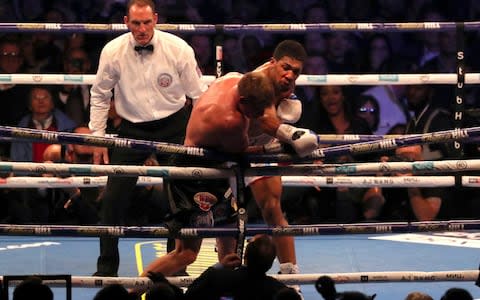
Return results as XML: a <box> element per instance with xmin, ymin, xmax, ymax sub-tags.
<box><xmin>96</xmin><ymin>107</ymin><xmax>188</xmax><ymax>275</ymax></box>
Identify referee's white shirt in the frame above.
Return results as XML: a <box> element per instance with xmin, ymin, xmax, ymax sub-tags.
<box><xmin>89</xmin><ymin>29</ymin><xmax>207</xmax><ymax>136</ymax></box>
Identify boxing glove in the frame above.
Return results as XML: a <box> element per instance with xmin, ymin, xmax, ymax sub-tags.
<box><xmin>277</xmin><ymin>94</ymin><xmax>302</xmax><ymax>124</ymax></box>
<box><xmin>275</xmin><ymin>124</ymin><xmax>319</xmax><ymax>157</ymax></box>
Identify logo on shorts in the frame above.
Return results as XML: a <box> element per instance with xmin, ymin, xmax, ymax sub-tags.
<box><xmin>158</xmin><ymin>73</ymin><xmax>173</xmax><ymax>87</ymax></box>
<box><xmin>193</xmin><ymin>192</ymin><xmax>218</xmax><ymax>211</ymax></box>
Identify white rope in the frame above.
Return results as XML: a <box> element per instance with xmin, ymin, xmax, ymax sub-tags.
<box><xmin>282</xmin><ymin>176</ymin><xmax>454</xmax><ymax>187</ymax></box>
<box><xmin>297</xmin><ymin>73</ymin><xmax>477</xmax><ymax>86</ymax></box>
<box><xmin>0</xmin><ymin>73</ymin><xmax>215</xmax><ymax>85</ymax></box>
<box><xmin>2</xmin><ymin>270</ymin><xmax>475</xmax><ymax>288</ymax></box>
<box><xmin>271</xmin><ymin>159</ymin><xmax>480</xmax><ymax>176</ymax></box>
<box><xmin>0</xmin><ymin>176</ymin><xmax>162</xmax><ymax>188</ymax></box>
<box><xmin>0</xmin><ymin>175</ymin><xmax>455</xmax><ymax>188</ymax></box>
<box><xmin>462</xmin><ymin>176</ymin><xmax>480</xmax><ymax>187</ymax></box>
<box><xmin>0</xmin><ymin>161</ymin><xmax>232</xmax><ymax>178</ymax></box>
<box><xmin>2</xmin><ymin>159</ymin><xmax>480</xmax><ymax>177</ymax></box>
<box><xmin>2</xmin><ymin>73</ymin><xmax>479</xmax><ymax>86</ymax></box>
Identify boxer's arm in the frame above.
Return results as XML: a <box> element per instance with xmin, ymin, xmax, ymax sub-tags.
<box><xmin>257</xmin><ymin>105</ymin><xmax>282</xmax><ymax>136</ymax></box>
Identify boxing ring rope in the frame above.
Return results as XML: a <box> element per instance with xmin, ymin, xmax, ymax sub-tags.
<box><xmin>2</xmin><ymin>21</ymin><xmax>480</xmax><ymax>33</ymax></box>
<box><xmin>0</xmin><ymin>220</ymin><xmax>475</xmax><ymax>239</ymax></box>
<box><xmin>258</xmin><ymin>127</ymin><xmax>476</xmax><ymax>162</ymax></box>
<box><xmin>2</xmin><ymin>158</ymin><xmax>480</xmax><ymax>177</ymax></box>
<box><xmin>0</xmin><ymin>125</ymin><xmax>235</xmax><ymax>161</ymax></box>
<box><xmin>0</xmin><ymin>175</ymin><xmax>456</xmax><ymax>188</ymax></box>
<box><xmin>1</xmin><ymin>20</ymin><xmax>479</xmax><ymax>293</ymax></box>
<box><xmin>1</xmin><ymin>73</ymin><xmax>480</xmax><ymax>86</ymax></box>
<box><xmin>3</xmin><ymin>121</ymin><xmax>480</xmax><ymax>146</ymax></box>
<box><xmin>1</xmin><ymin>270</ymin><xmax>478</xmax><ymax>288</ymax></box>
<box><xmin>0</xmin><ymin>125</ymin><xmax>477</xmax><ymax>162</ymax></box>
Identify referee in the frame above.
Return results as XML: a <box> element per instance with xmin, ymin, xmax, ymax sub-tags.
<box><xmin>89</xmin><ymin>0</ymin><xmax>206</xmax><ymax>276</ymax></box>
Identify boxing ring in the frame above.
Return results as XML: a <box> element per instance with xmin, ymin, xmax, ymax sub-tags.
<box><xmin>1</xmin><ymin>20</ymin><xmax>480</xmax><ymax>300</ymax></box>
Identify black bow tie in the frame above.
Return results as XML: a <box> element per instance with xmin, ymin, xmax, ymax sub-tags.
<box><xmin>134</xmin><ymin>44</ymin><xmax>154</xmax><ymax>52</ymax></box>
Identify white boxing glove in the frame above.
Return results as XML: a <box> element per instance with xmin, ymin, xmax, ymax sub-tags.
<box><xmin>275</xmin><ymin>124</ymin><xmax>319</xmax><ymax>157</ymax></box>
<box><xmin>277</xmin><ymin>94</ymin><xmax>302</xmax><ymax>124</ymax></box>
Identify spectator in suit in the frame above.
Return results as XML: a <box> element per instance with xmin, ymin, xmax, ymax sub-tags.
<box><xmin>0</xmin><ymin>35</ymin><xmax>31</xmax><ymax>158</ymax></box>
<box><xmin>53</xmin><ymin>47</ymin><xmax>92</xmax><ymax>126</ymax></box>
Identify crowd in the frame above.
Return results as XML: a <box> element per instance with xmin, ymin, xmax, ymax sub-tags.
<box><xmin>0</xmin><ymin>0</ymin><xmax>480</xmax><ymax>299</ymax></box>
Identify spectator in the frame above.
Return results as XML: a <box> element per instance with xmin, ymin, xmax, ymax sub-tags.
<box><xmin>324</xmin><ymin>32</ymin><xmax>359</xmax><ymax>73</ymax></box>
<box><xmin>189</xmin><ymin>34</ymin><xmax>214</xmax><ymax>75</ymax></box>
<box><xmin>274</xmin><ymin>287</ymin><xmax>303</xmax><ymax>300</ymax></box>
<box><xmin>312</xmin><ymin>85</ymin><xmax>371</xmax><ymax>148</ymax></box>
<box><xmin>0</xmin><ymin>35</ymin><xmax>31</xmax><ymax>158</ymax></box>
<box><xmin>346</xmin><ymin>0</ymin><xmax>376</xmax><ymax>21</ymax></box>
<box><xmin>222</xmin><ymin>35</ymin><xmax>245</xmax><ymax>73</ymax></box>
<box><xmin>64</xmin><ymin>33</ymin><xmax>86</xmax><ymax>52</ymax></box>
<box><xmin>422</xmin><ymin>29</ymin><xmax>458</xmax><ymax>110</ymax></box>
<box><xmin>184</xmin><ymin>234</ymin><xmax>291</xmax><ymax>300</ymax></box>
<box><xmin>380</xmin><ymin>83</ymin><xmax>456</xmax><ymax>222</ymax></box>
<box><xmin>352</xmin><ymin>94</ymin><xmax>380</xmax><ymax>133</ymax></box>
<box><xmin>404</xmin><ymin>84</ymin><xmax>455</xmax><ymax>159</ymax></box>
<box><xmin>303</xmin><ymin>32</ymin><xmax>327</xmax><ymax>56</ymax></box>
<box><xmin>43</xmin><ymin>125</ymin><xmax>100</xmax><ymax>225</ymax></box>
<box><xmin>412</xmin><ymin>5</ymin><xmax>445</xmax><ymax>67</ymax></box>
<box><xmin>295</xmin><ymin>54</ymin><xmax>328</xmax><ymax>131</ymax></box>
<box><xmin>143</xmin><ymin>272</ymin><xmax>184</xmax><ymax>300</ymax></box>
<box><xmin>0</xmin><ymin>1</ymin><xmax>17</xmax><ymax>22</ymax></box>
<box><xmin>7</xmin><ymin>85</ymin><xmax>75</xmax><ymax>224</ymax></box>
<box><xmin>239</xmin><ymin>34</ymin><xmax>267</xmax><ymax>71</ymax></box>
<box><xmin>362</xmin><ymin>83</ymin><xmax>410</xmax><ymax>135</ymax></box>
<box><xmin>229</xmin><ymin>1</ymin><xmax>263</xmax><ymax>24</ymax></box>
<box><xmin>63</xmin><ymin>31</ymin><xmax>104</xmax><ymax>70</ymax></box>
<box><xmin>294</xmin><ymin>85</ymin><xmax>383</xmax><ymax>223</ymax></box>
<box><xmin>380</xmin><ymin>144</ymin><xmax>454</xmax><ymax>221</ymax></box>
<box><xmin>405</xmin><ymin>291</ymin><xmax>433</xmax><ymax>300</ymax></box>
<box><xmin>93</xmin><ymin>283</ymin><xmax>131</xmax><ymax>300</ymax></box>
<box><xmin>22</xmin><ymin>8</ymin><xmax>64</xmax><ymax>73</ymax></box>
<box><xmin>12</xmin><ymin>276</ymin><xmax>53</xmax><ymax>300</ymax></box>
<box><xmin>325</xmin><ymin>0</ymin><xmax>348</xmax><ymax>22</ymax></box>
<box><xmin>303</xmin><ymin>3</ymin><xmax>329</xmax><ymax>23</ymax></box>
<box><xmin>358</xmin><ymin>33</ymin><xmax>395</xmax><ymax>74</ymax></box>
<box><xmin>11</xmin><ymin>86</ymin><xmax>76</xmax><ymax>162</ymax></box>
<box><xmin>440</xmin><ymin>287</ymin><xmax>473</xmax><ymax>300</ymax></box>
<box><xmin>146</xmin><ymin>282</ymin><xmax>183</xmax><ymax>300</ymax></box>
<box><xmin>376</xmin><ymin>0</ymin><xmax>407</xmax><ymax>21</ymax></box>
<box><xmin>53</xmin><ymin>47</ymin><xmax>92</xmax><ymax>125</ymax></box>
